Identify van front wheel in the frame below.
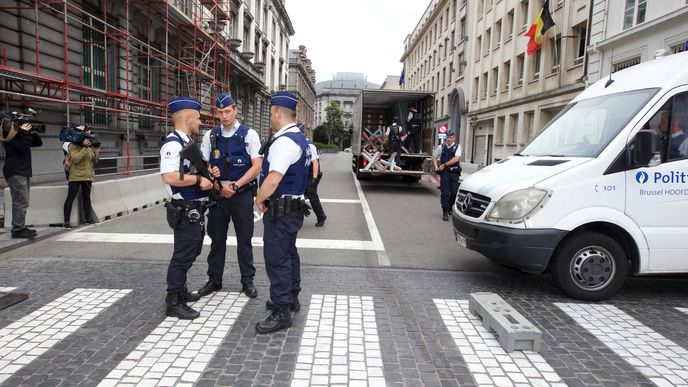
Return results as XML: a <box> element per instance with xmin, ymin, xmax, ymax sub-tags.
<box><xmin>552</xmin><ymin>232</ymin><xmax>628</xmax><ymax>301</ymax></box>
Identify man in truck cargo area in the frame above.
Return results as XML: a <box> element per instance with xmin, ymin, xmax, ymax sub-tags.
<box><xmin>406</xmin><ymin>105</ymin><xmax>422</xmax><ymax>153</ymax></box>
<box><xmin>384</xmin><ymin>116</ymin><xmax>405</xmax><ymax>171</ymax></box>
<box><xmin>432</xmin><ymin>130</ymin><xmax>462</xmax><ymax>221</ymax></box>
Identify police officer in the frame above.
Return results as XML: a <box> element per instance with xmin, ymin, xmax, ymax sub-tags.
<box><xmin>197</xmin><ymin>92</ymin><xmax>261</xmax><ymax>299</ymax></box>
<box><xmin>384</xmin><ymin>116</ymin><xmax>405</xmax><ymax>171</ymax></box>
<box><xmin>299</xmin><ymin>124</ymin><xmax>327</xmax><ymax>227</ymax></box>
<box><xmin>432</xmin><ymin>130</ymin><xmax>462</xmax><ymax>221</ymax></box>
<box><xmin>160</xmin><ymin>97</ymin><xmax>213</xmax><ymax>320</ymax></box>
<box><xmin>406</xmin><ymin>105</ymin><xmax>422</xmax><ymax>153</ymax></box>
<box><xmin>255</xmin><ymin>91</ymin><xmax>311</xmax><ymax>334</ymax></box>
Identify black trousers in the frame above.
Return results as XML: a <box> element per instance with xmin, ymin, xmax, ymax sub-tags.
<box><xmin>63</xmin><ymin>181</ymin><xmax>93</xmax><ymax>222</ymax></box>
<box><xmin>167</xmin><ymin>214</ymin><xmax>205</xmax><ymax>294</ymax></box>
<box><xmin>206</xmin><ymin>189</ymin><xmax>256</xmax><ymax>284</ymax></box>
<box><xmin>263</xmin><ymin>210</ymin><xmax>303</xmax><ymax>308</ymax></box>
<box><xmin>305</xmin><ymin>179</ymin><xmax>326</xmax><ymax>222</ymax></box>
<box><xmin>440</xmin><ymin>172</ymin><xmax>460</xmax><ymax>210</ymax></box>
<box><xmin>407</xmin><ymin>132</ymin><xmax>422</xmax><ymax>153</ymax></box>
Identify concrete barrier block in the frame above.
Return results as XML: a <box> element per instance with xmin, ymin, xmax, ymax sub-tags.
<box><xmin>468</xmin><ymin>292</ymin><xmax>542</xmax><ymax>352</ymax></box>
<box><xmin>90</xmin><ymin>180</ymin><xmax>127</xmax><ymax>220</ymax></box>
<box><xmin>4</xmin><ymin>186</ymin><xmax>78</xmax><ymax>227</ymax></box>
<box><xmin>142</xmin><ymin>173</ymin><xmax>169</xmax><ymax>205</ymax></box>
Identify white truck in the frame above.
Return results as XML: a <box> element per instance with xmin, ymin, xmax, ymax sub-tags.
<box><xmin>351</xmin><ymin>90</ymin><xmax>435</xmax><ymax>181</ymax></box>
<box><xmin>452</xmin><ymin>51</ymin><xmax>688</xmax><ymax>300</ymax></box>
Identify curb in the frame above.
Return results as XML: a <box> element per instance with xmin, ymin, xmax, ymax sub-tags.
<box><xmin>0</xmin><ymin>227</ymin><xmax>69</xmax><ymax>255</ymax></box>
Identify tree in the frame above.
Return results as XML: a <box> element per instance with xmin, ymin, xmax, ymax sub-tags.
<box><xmin>320</xmin><ymin>101</ymin><xmax>345</xmax><ymax>146</ymax></box>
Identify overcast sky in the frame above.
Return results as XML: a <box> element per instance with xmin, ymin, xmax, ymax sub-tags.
<box><xmin>284</xmin><ymin>0</ymin><xmax>432</xmax><ymax>85</ymax></box>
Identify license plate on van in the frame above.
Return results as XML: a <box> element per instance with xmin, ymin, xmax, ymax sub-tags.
<box><xmin>455</xmin><ymin>233</ymin><xmax>467</xmax><ymax>248</ymax></box>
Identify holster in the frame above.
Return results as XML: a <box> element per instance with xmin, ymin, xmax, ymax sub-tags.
<box><xmin>266</xmin><ymin>196</ymin><xmax>311</xmax><ymax>222</ymax></box>
<box><xmin>164</xmin><ymin>202</ymin><xmax>184</xmax><ymax>230</ymax></box>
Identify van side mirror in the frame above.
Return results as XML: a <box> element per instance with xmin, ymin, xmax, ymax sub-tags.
<box><xmin>632</xmin><ymin>129</ymin><xmax>660</xmax><ymax>167</ymax></box>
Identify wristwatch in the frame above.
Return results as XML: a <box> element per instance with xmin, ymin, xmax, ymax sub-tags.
<box><xmin>231</xmin><ymin>183</ymin><xmax>240</xmax><ymax>191</ymax></box>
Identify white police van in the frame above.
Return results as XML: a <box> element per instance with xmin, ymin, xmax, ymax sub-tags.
<box><xmin>452</xmin><ymin>51</ymin><xmax>688</xmax><ymax>300</ymax></box>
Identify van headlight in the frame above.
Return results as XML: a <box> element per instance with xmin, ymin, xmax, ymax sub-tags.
<box><xmin>486</xmin><ymin>188</ymin><xmax>550</xmax><ymax>223</ymax></box>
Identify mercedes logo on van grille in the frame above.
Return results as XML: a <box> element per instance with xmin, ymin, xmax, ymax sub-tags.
<box><xmin>460</xmin><ymin>193</ymin><xmax>473</xmax><ymax>213</ymax></box>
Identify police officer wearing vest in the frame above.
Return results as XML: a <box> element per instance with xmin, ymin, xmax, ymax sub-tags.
<box><xmin>197</xmin><ymin>92</ymin><xmax>261</xmax><ymax>299</ymax></box>
<box><xmin>160</xmin><ymin>97</ymin><xmax>213</xmax><ymax>320</ymax></box>
<box><xmin>432</xmin><ymin>130</ymin><xmax>462</xmax><ymax>221</ymax></box>
<box><xmin>406</xmin><ymin>105</ymin><xmax>422</xmax><ymax>153</ymax></box>
<box><xmin>299</xmin><ymin>124</ymin><xmax>327</xmax><ymax>227</ymax></box>
<box><xmin>255</xmin><ymin>91</ymin><xmax>311</xmax><ymax>334</ymax></box>
<box><xmin>385</xmin><ymin>116</ymin><xmax>405</xmax><ymax>171</ymax></box>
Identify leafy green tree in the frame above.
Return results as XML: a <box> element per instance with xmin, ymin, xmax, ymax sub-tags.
<box><xmin>321</xmin><ymin>101</ymin><xmax>345</xmax><ymax>146</ymax></box>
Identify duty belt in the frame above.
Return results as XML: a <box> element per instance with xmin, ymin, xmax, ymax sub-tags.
<box><xmin>265</xmin><ymin>196</ymin><xmax>311</xmax><ymax>222</ymax></box>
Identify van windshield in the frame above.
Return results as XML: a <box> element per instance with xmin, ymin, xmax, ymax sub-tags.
<box><xmin>520</xmin><ymin>88</ymin><xmax>658</xmax><ymax>157</ymax></box>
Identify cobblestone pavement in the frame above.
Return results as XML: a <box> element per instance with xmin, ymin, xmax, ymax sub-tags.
<box><xmin>1</xmin><ymin>255</ymin><xmax>688</xmax><ymax>387</ymax></box>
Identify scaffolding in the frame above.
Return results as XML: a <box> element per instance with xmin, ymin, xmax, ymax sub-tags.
<box><xmin>0</xmin><ymin>0</ymin><xmax>232</xmax><ymax>176</ymax></box>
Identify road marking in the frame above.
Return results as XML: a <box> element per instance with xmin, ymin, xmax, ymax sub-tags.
<box><xmin>0</xmin><ymin>288</ymin><xmax>131</xmax><ymax>385</ymax></box>
<box><xmin>557</xmin><ymin>303</ymin><xmax>688</xmax><ymax>386</ymax></box>
<box><xmin>98</xmin><ymin>292</ymin><xmax>247</xmax><ymax>387</ymax></box>
<box><xmin>316</xmin><ymin>199</ymin><xmax>361</xmax><ymax>204</ymax></box>
<box><xmin>293</xmin><ymin>295</ymin><xmax>386</xmax><ymax>387</ymax></box>
<box><xmin>435</xmin><ymin>299</ymin><xmax>565</xmax><ymax>386</ymax></box>
<box><xmin>0</xmin><ymin>287</ymin><xmax>17</xmax><ymax>293</ymax></box>
<box><xmin>351</xmin><ymin>172</ymin><xmax>390</xmax><ymax>266</ymax></box>
<box><xmin>57</xmin><ymin>233</ymin><xmax>380</xmax><ymax>252</ymax></box>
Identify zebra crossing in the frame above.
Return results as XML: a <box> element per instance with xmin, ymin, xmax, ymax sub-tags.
<box><xmin>1</xmin><ymin>287</ymin><xmax>688</xmax><ymax>386</ymax></box>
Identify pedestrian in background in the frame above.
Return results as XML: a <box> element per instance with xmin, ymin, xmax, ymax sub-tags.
<box><xmin>198</xmin><ymin>92</ymin><xmax>262</xmax><ymax>299</ymax></box>
<box><xmin>63</xmin><ymin>126</ymin><xmax>100</xmax><ymax>228</ymax></box>
<box><xmin>255</xmin><ymin>91</ymin><xmax>311</xmax><ymax>334</ymax></box>
<box><xmin>2</xmin><ymin>119</ymin><xmax>42</xmax><ymax>239</ymax></box>
<box><xmin>432</xmin><ymin>130</ymin><xmax>461</xmax><ymax>221</ymax></box>
<box><xmin>299</xmin><ymin>124</ymin><xmax>326</xmax><ymax>227</ymax></box>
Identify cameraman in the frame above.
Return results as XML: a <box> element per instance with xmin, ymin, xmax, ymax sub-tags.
<box><xmin>63</xmin><ymin>127</ymin><xmax>99</xmax><ymax>227</ymax></box>
<box><xmin>2</xmin><ymin>121</ymin><xmax>42</xmax><ymax>238</ymax></box>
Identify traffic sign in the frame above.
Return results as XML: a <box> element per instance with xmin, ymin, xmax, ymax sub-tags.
<box><xmin>438</xmin><ymin>124</ymin><xmax>448</xmax><ymax>134</ymax></box>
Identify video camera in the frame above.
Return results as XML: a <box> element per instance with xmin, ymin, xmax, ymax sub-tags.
<box><xmin>59</xmin><ymin>123</ymin><xmax>101</xmax><ymax>147</ymax></box>
<box><xmin>1</xmin><ymin>108</ymin><xmax>46</xmax><ymax>134</ymax></box>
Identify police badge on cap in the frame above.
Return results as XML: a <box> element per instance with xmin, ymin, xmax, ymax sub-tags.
<box><xmin>216</xmin><ymin>92</ymin><xmax>235</xmax><ymax>109</ymax></box>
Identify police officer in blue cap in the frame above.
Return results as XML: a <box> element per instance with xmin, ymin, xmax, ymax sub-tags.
<box><xmin>197</xmin><ymin>92</ymin><xmax>262</xmax><ymax>299</ymax></box>
<box><xmin>160</xmin><ymin>96</ymin><xmax>214</xmax><ymax>319</ymax></box>
<box><xmin>255</xmin><ymin>91</ymin><xmax>311</xmax><ymax>334</ymax></box>
<box><xmin>432</xmin><ymin>130</ymin><xmax>462</xmax><ymax>221</ymax></box>
<box><xmin>298</xmin><ymin>124</ymin><xmax>327</xmax><ymax>227</ymax></box>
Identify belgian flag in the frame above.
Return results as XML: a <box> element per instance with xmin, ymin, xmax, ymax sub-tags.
<box><xmin>525</xmin><ymin>0</ymin><xmax>555</xmax><ymax>55</ymax></box>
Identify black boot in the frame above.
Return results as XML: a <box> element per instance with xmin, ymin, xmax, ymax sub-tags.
<box><xmin>256</xmin><ymin>307</ymin><xmax>292</xmax><ymax>334</ymax></box>
<box><xmin>442</xmin><ymin>210</ymin><xmax>449</xmax><ymax>221</ymax></box>
<box><xmin>266</xmin><ymin>294</ymin><xmax>300</xmax><ymax>312</ymax></box>
<box><xmin>165</xmin><ymin>292</ymin><xmax>200</xmax><ymax>320</ymax></box>
<box><xmin>197</xmin><ymin>279</ymin><xmax>222</xmax><ymax>297</ymax></box>
<box><xmin>181</xmin><ymin>285</ymin><xmax>200</xmax><ymax>302</ymax></box>
<box><xmin>242</xmin><ymin>281</ymin><xmax>258</xmax><ymax>298</ymax></box>
<box><xmin>11</xmin><ymin>228</ymin><xmax>37</xmax><ymax>239</ymax></box>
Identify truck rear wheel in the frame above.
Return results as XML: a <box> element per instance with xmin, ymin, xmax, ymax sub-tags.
<box><xmin>402</xmin><ymin>175</ymin><xmax>421</xmax><ymax>182</ymax></box>
<box><xmin>551</xmin><ymin>231</ymin><xmax>628</xmax><ymax>301</ymax></box>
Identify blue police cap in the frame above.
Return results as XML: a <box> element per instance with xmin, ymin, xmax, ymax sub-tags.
<box><xmin>297</xmin><ymin>123</ymin><xmax>305</xmax><ymax>133</ymax></box>
<box><xmin>168</xmin><ymin>97</ymin><xmax>201</xmax><ymax>114</ymax></box>
<box><xmin>447</xmin><ymin>130</ymin><xmax>455</xmax><ymax>136</ymax></box>
<box><xmin>216</xmin><ymin>92</ymin><xmax>235</xmax><ymax>109</ymax></box>
<box><xmin>270</xmin><ymin>91</ymin><xmax>298</xmax><ymax>111</ymax></box>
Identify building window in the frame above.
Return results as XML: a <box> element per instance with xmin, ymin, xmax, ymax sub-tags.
<box><xmin>485</xmin><ymin>28</ymin><xmax>491</xmax><ymax>55</ymax></box>
<box><xmin>505</xmin><ymin>9</ymin><xmax>514</xmax><ymax>41</ymax></box>
<box><xmin>533</xmin><ymin>50</ymin><xmax>541</xmax><ymax>80</ymax></box>
<box><xmin>495</xmin><ymin>116</ymin><xmax>505</xmax><ymax>145</ymax></box>
<box><xmin>670</xmin><ymin>41</ymin><xmax>688</xmax><ymax>54</ymax></box>
<box><xmin>550</xmin><ymin>35</ymin><xmax>561</xmax><ymax>74</ymax></box>
<box><xmin>503</xmin><ymin>60</ymin><xmax>511</xmax><ymax>91</ymax></box>
<box><xmin>472</xmin><ymin>77</ymin><xmax>479</xmax><ymax>102</ymax></box>
<box><xmin>495</xmin><ymin>19</ymin><xmax>502</xmax><ymax>49</ymax></box>
<box><xmin>481</xmin><ymin>72</ymin><xmax>488</xmax><ymax>99</ymax></box>
<box><xmin>612</xmin><ymin>56</ymin><xmax>641</xmax><ymax>72</ymax></box>
<box><xmin>441</xmin><ymin>96</ymin><xmax>445</xmax><ymax>116</ymax></box>
<box><xmin>523</xmin><ymin>111</ymin><xmax>534</xmax><ymax>143</ymax></box>
<box><xmin>623</xmin><ymin>0</ymin><xmax>647</xmax><ymax>30</ymax></box>
<box><xmin>82</xmin><ymin>17</ymin><xmax>107</xmax><ymax>126</ymax></box>
<box><xmin>272</xmin><ymin>20</ymin><xmax>276</xmax><ymax>42</ymax></box>
<box><xmin>520</xmin><ymin>0</ymin><xmax>529</xmax><ymax>31</ymax></box>
<box><xmin>490</xmin><ymin>67</ymin><xmax>498</xmax><ymax>96</ymax></box>
<box><xmin>442</xmin><ymin>67</ymin><xmax>446</xmax><ymax>88</ymax></box>
<box><xmin>255</xmin><ymin>0</ymin><xmax>261</xmax><ymax>25</ymax></box>
<box><xmin>449</xmin><ymin>61</ymin><xmax>454</xmax><ymax>83</ymax></box>
<box><xmin>516</xmin><ymin>54</ymin><xmax>524</xmax><ymax>85</ymax></box>
<box><xmin>574</xmin><ymin>22</ymin><xmax>587</xmax><ymax>65</ymax></box>
<box><xmin>478</xmin><ymin>0</ymin><xmax>484</xmax><ymax>16</ymax></box>
<box><xmin>451</xmin><ymin>31</ymin><xmax>455</xmax><ymax>50</ymax></box>
<box><xmin>459</xmin><ymin>52</ymin><xmax>466</xmax><ymax>76</ymax></box>
<box><xmin>508</xmin><ymin>113</ymin><xmax>518</xmax><ymax>144</ymax></box>
<box><xmin>460</xmin><ymin>17</ymin><xmax>466</xmax><ymax>39</ymax></box>
<box><xmin>452</xmin><ymin>0</ymin><xmax>457</xmax><ymax>19</ymax></box>
<box><xmin>476</xmin><ymin>35</ymin><xmax>482</xmax><ymax>60</ymax></box>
